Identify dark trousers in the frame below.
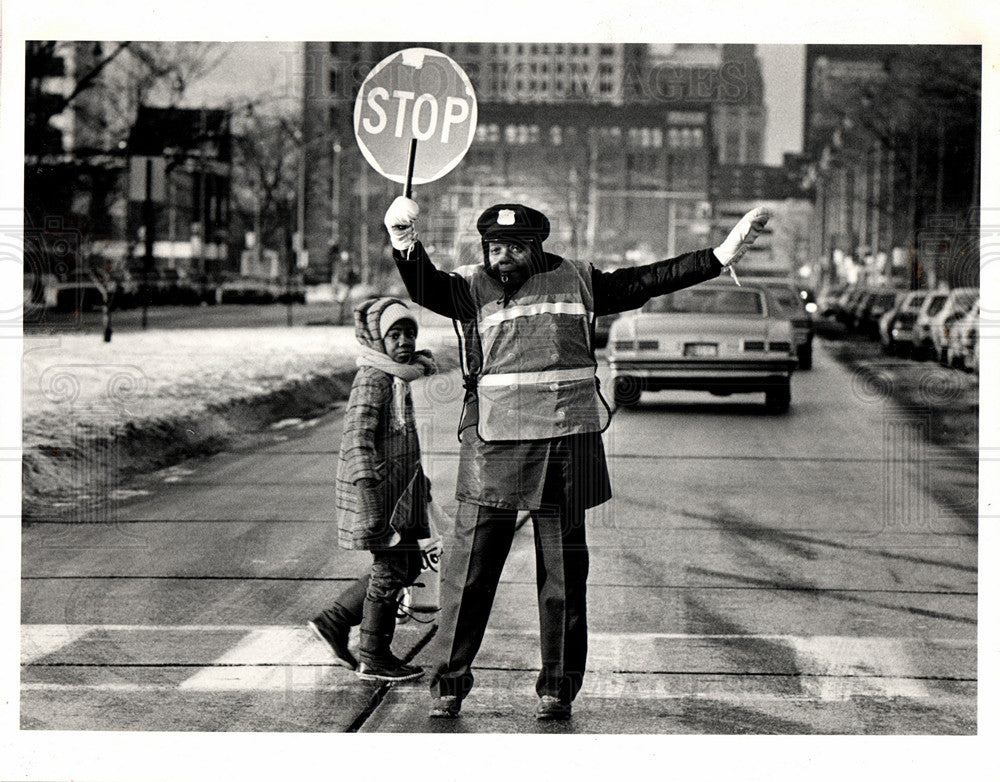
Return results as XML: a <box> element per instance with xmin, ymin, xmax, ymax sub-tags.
<box><xmin>327</xmin><ymin>540</ymin><xmax>423</xmax><ymax>626</ymax></box>
<box><xmin>429</xmin><ymin>485</ymin><xmax>589</xmax><ymax>703</ymax></box>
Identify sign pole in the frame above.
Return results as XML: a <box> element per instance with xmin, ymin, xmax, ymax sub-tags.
<box><xmin>403</xmin><ymin>138</ymin><xmax>417</xmax><ymax>198</ymax></box>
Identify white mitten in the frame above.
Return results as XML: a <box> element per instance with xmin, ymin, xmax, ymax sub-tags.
<box><xmin>383</xmin><ymin>196</ymin><xmax>420</xmax><ymax>252</ymax></box>
<box><xmin>713</xmin><ymin>207</ymin><xmax>771</xmax><ymax>266</ymax></box>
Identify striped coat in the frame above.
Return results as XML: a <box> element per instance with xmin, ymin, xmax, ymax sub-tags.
<box><xmin>335</xmin><ymin>365</ymin><xmax>429</xmax><ymax>550</ymax></box>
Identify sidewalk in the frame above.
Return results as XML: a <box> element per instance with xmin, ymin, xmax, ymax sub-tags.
<box><xmin>20</xmin><ymin>320</ymin><xmax>457</xmax><ymax>518</ymax></box>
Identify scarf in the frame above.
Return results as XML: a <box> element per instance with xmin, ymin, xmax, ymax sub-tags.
<box><xmin>356</xmin><ymin>346</ymin><xmax>437</xmax><ymax>429</ymax></box>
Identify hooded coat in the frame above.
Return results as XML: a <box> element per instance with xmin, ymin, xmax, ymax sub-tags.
<box><xmin>335</xmin><ymin>297</ymin><xmax>430</xmax><ymax>550</ymax></box>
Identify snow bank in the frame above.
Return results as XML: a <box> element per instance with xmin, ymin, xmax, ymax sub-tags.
<box><xmin>22</xmin><ymin>324</ymin><xmax>458</xmax><ymax>518</ymax></box>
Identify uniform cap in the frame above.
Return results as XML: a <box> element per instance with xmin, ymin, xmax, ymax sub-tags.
<box><xmin>477</xmin><ymin>203</ymin><xmax>550</xmax><ymax>244</ymax></box>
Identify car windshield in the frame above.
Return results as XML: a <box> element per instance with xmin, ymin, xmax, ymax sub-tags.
<box><xmin>646</xmin><ymin>288</ymin><xmax>764</xmax><ymax>315</ymax></box>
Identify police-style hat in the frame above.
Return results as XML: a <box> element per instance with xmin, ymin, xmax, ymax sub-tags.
<box><xmin>477</xmin><ymin>204</ymin><xmax>550</xmax><ymax>245</ymax></box>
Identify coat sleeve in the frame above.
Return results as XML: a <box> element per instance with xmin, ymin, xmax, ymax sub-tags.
<box><xmin>591</xmin><ymin>248</ymin><xmax>723</xmax><ymax>316</ymax></box>
<box><xmin>339</xmin><ymin>369</ymin><xmax>390</xmax><ymax>485</ymax></box>
<box><xmin>394</xmin><ymin>242</ymin><xmax>477</xmax><ymax>321</ymax></box>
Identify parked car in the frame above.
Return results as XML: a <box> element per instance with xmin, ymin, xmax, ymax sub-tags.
<box><xmin>854</xmin><ymin>289</ymin><xmax>902</xmax><ymax>338</ymax></box>
<box><xmin>608</xmin><ymin>282</ymin><xmax>797</xmax><ymax>413</ymax></box>
<box><xmin>750</xmin><ymin>279</ymin><xmax>815</xmax><ymax>369</ymax></box>
<box><xmin>928</xmin><ymin>287</ymin><xmax>979</xmax><ymax>364</ymax></box>
<box><xmin>878</xmin><ymin>291</ymin><xmax>927</xmax><ymax>355</ymax></box>
<box><xmin>944</xmin><ymin>299</ymin><xmax>979</xmax><ymax>370</ymax></box>
<box><xmin>217</xmin><ymin>276</ymin><xmax>278</xmax><ymax>304</ymax></box>
<box><xmin>817</xmin><ymin>282</ymin><xmax>848</xmax><ymax>318</ymax></box>
<box><xmin>911</xmin><ymin>291</ymin><xmax>951</xmax><ymax>359</ymax></box>
<box><xmin>829</xmin><ymin>284</ymin><xmax>868</xmax><ymax>325</ymax></box>
<box><xmin>960</xmin><ymin>308</ymin><xmax>979</xmax><ymax>373</ymax></box>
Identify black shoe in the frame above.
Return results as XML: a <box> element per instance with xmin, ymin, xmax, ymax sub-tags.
<box><xmin>428</xmin><ymin>695</ymin><xmax>462</xmax><ymax>718</ymax></box>
<box><xmin>356</xmin><ymin>657</ymin><xmax>424</xmax><ymax>682</ymax></box>
<box><xmin>308</xmin><ymin>617</ymin><xmax>357</xmax><ymax>670</ymax></box>
<box><xmin>535</xmin><ymin>695</ymin><xmax>571</xmax><ymax>721</ymax></box>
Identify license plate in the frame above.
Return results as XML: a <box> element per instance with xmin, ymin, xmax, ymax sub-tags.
<box><xmin>684</xmin><ymin>342</ymin><xmax>718</xmax><ymax>357</ymax></box>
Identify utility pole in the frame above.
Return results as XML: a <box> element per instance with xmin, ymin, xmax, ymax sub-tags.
<box><xmin>141</xmin><ymin>156</ymin><xmax>154</xmax><ymax>330</ymax></box>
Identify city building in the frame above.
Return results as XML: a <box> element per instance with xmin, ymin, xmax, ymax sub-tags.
<box><xmin>24</xmin><ymin>42</ymin><xmax>235</xmax><ymax>300</ymax></box>
<box><xmin>300</xmin><ymin>41</ymin><xmax>768</xmax><ymax>283</ymax></box>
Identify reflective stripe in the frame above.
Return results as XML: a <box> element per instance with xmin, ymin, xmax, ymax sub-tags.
<box><xmin>480</xmin><ymin>301</ymin><xmax>588</xmax><ymax>328</ymax></box>
<box><xmin>478</xmin><ymin>366</ymin><xmax>595</xmax><ymax>387</ymax></box>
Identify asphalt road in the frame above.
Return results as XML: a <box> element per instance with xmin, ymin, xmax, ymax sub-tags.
<box><xmin>20</xmin><ymin>340</ymin><xmax>977</xmax><ymax>734</ymax></box>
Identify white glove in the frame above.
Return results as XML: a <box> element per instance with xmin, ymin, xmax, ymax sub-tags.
<box><xmin>383</xmin><ymin>196</ymin><xmax>420</xmax><ymax>252</ymax></box>
<box><xmin>713</xmin><ymin>207</ymin><xmax>771</xmax><ymax>266</ymax></box>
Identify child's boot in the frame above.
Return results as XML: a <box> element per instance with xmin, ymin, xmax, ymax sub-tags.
<box><xmin>356</xmin><ymin>595</ymin><xmax>423</xmax><ymax>682</ymax></box>
<box><xmin>308</xmin><ymin>576</ymin><xmax>366</xmax><ymax>670</ymax></box>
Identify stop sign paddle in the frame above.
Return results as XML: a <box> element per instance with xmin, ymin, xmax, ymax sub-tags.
<box><xmin>353</xmin><ymin>47</ymin><xmax>478</xmax><ymax>195</ymax></box>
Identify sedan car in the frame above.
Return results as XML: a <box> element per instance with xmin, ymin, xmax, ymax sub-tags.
<box><xmin>946</xmin><ymin>299</ymin><xmax>979</xmax><ymax>370</ymax></box>
<box><xmin>608</xmin><ymin>282</ymin><xmax>797</xmax><ymax>413</ymax></box>
<box><xmin>911</xmin><ymin>291</ymin><xmax>951</xmax><ymax>359</ymax></box>
<box><xmin>879</xmin><ymin>290</ymin><xmax>927</xmax><ymax>355</ymax></box>
<box><xmin>855</xmin><ymin>290</ymin><xmax>903</xmax><ymax>338</ymax></box>
<box><xmin>928</xmin><ymin>287</ymin><xmax>979</xmax><ymax>364</ymax></box>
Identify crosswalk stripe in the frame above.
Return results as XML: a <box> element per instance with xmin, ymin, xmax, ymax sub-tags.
<box><xmin>20</xmin><ymin>625</ymin><xmax>92</xmax><ymax>664</ymax></box>
<box><xmin>178</xmin><ymin>628</ymin><xmax>333</xmax><ymax>691</ymax></box>
<box><xmin>21</xmin><ymin>625</ymin><xmax>975</xmax><ymax>700</ymax></box>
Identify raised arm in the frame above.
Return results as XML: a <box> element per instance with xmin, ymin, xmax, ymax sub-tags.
<box><xmin>385</xmin><ymin>196</ymin><xmax>476</xmax><ymax>321</ymax></box>
<box><xmin>393</xmin><ymin>243</ymin><xmax>477</xmax><ymax>321</ymax></box>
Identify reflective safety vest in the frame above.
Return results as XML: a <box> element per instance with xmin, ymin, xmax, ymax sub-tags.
<box><xmin>456</xmin><ymin>258</ymin><xmax>609</xmax><ymax>442</ymax></box>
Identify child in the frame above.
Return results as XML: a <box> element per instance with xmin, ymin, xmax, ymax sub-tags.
<box><xmin>308</xmin><ymin>297</ymin><xmax>436</xmax><ymax>681</ymax></box>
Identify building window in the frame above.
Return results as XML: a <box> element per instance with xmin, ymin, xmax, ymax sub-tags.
<box><xmin>328</xmin><ymin>68</ymin><xmax>338</xmax><ymax>94</ymax></box>
<box><xmin>550</xmin><ymin>125</ymin><xmax>562</xmax><ymax>145</ymax></box>
<box><xmin>600</xmin><ymin>45</ymin><xmax>615</xmax><ymax>57</ymax></box>
<box><xmin>726</xmin><ymin>130</ymin><xmax>741</xmax><ymax>161</ymax></box>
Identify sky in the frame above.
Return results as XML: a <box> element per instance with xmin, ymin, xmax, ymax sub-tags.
<box><xmin>184</xmin><ymin>42</ymin><xmax>806</xmax><ymax>166</ymax></box>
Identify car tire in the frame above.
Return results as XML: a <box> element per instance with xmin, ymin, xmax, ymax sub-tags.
<box><xmin>764</xmin><ymin>380</ymin><xmax>791</xmax><ymax>414</ymax></box>
<box><xmin>612</xmin><ymin>376</ymin><xmax>642</xmax><ymax>408</ymax></box>
<box><xmin>798</xmin><ymin>342</ymin><xmax>813</xmax><ymax>370</ymax></box>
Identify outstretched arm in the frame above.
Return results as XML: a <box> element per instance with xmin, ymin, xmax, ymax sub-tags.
<box><xmin>592</xmin><ymin>248</ymin><xmax>722</xmax><ymax>315</ymax></box>
<box><xmin>592</xmin><ymin>207</ymin><xmax>771</xmax><ymax>315</ymax></box>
